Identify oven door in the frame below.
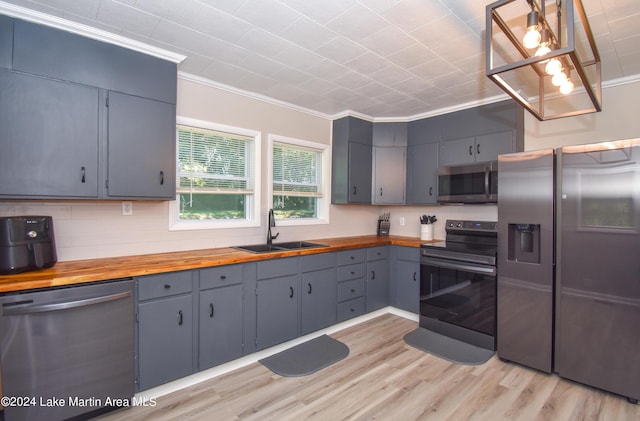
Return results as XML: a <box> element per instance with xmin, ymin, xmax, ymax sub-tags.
<box><xmin>420</xmin><ymin>256</ymin><xmax>497</xmax><ymax>347</ymax></box>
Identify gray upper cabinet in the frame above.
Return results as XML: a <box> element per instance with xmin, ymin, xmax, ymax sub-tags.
<box><xmin>106</xmin><ymin>92</ymin><xmax>176</xmax><ymax>199</ymax></box>
<box><xmin>406</xmin><ymin>143</ymin><xmax>438</xmax><ymax>204</ymax></box>
<box><xmin>372</xmin><ymin>147</ymin><xmax>406</xmax><ymax>204</ymax></box>
<box><xmin>0</xmin><ymin>70</ymin><xmax>100</xmax><ymax>198</ymax></box>
<box><xmin>332</xmin><ymin>116</ymin><xmax>373</xmax><ymax>204</ymax></box>
<box><xmin>439</xmin><ymin>100</ymin><xmax>524</xmax><ymax>166</ymax></box>
<box><xmin>0</xmin><ymin>16</ymin><xmax>12</xmax><ymax>69</ymax></box>
<box><xmin>0</xmin><ymin>17</ymin><xmax>177</xmax><ymax>200</ymax></box>
<box><xmin>12</xmin><ymin>19</ymin><xmax>176</xmax><ymax>104</ymax></box>
<box><xmin>372</xmin><ymin>122</ymin><xmax>407</xmax><ymax>205</ymax></box>
<box><xmin>406</xmin><ymin>117</ymin><xmax>441</xmax><ymax>205</ymax></box>
<box><xmin>439</xmin><ymin>131</ymin><xmax>515</xmax><ymax>166</ymax></box>
<box><xmin>372</xmin><ymin>122</ymin><xmax>407</xmax><ymax>147</ymax></box>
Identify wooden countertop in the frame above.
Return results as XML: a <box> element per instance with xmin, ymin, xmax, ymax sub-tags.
<box><xmin>0</xmin><ymin>235</ymin><xmax>433</xmax><ymax>293</ymax></box>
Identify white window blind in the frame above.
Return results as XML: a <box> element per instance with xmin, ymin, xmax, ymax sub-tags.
<box><xmin>272</xmin><ymin>142</ymin><xmax>322</xmax><ymax>198</ymax></box>
<box><xmin>177</xmin><ymin>125</ymin><xmax>254</xmax><ymax>219</ymax></box>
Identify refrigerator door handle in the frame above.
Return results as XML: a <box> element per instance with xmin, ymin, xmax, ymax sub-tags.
<box><xmin>484</xmin><ymin>166</ymin><xmax>490</xmax><ymax>199</ymax></box>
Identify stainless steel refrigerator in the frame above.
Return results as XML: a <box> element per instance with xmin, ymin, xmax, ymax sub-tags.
<box><xmin>497</xmin><ymin>139</ymin><xmax>640</xmax><ymax>403</ymax></box>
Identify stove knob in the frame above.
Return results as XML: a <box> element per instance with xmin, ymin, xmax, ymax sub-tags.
<box><xmin>456</xmin><ymin>222</ymin><xmax>462</xmax><ymax>228</ymax></box>
<box><xmin>448</xmin><ymin>222</ymin><xmax>454</xmax><ymax>227</ymax></box>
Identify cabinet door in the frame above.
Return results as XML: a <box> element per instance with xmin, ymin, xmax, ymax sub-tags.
<box><xmin>256</xmin><ymin>275</ymin><xmax>298</xmax><ymax>350</ymax></box>
<box><xmin>107</xmin><ymin>91</ymin><xmax>176</xmax><ymax>199</ymax></box>
<box><xmin>407</xmin><ymin>142</ymin><xmax>438</xmax><ymax>204</ymax></box>
<box><xmin>138</xmin><ymin>294</ymin><xmax>193</xmax><ymax>390</ymax></box>
<box><xmin>0</xmin><ymin>70</ymin><xmax>99</xmax><ymax>198</ymax></box>
<box><xmin>367</xmin><ymin>259</ymin><xmax>389</xmax><ymax>312</ymax></box>
<box><xmin>439</xmin><ymin>136</ymin><xmax>476</xmax><ymax>166</ymax></box>
<box><xmin>348</xmin><ymin>142</ymin><xmax>372</xmax><ymax>203</ymax></box>
<box><xmin>396</xmin><ymin>259</ymin><xmax>420</xmax><ymax>313</ymax></box>
<box><xmin>199</xmin><ymin>284</ymin><xmax>243</xmax><ymax>370</ymax></box>
<box><xmin>301</xmin><ymin>268</ymin><xmax>337</xmax><ymax>335</ymax></box>
<box><xmin>475</xmin><ymin>130</ymin><xmax>513</xmax><ymax>162</ymax></box>
<box><xmin>372</xmin><ymin>147</ymin><xmax>406</xmax><ymax>204</ymax></box>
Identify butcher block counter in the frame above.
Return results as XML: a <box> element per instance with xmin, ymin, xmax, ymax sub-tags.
<box><xmin>0</xmin><ymin>235</ymin><xmax>428</xmax><ymax>293</ymax></box>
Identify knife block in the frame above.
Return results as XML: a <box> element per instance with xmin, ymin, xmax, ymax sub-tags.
<box><xmin>377</xmin><ymin>220</ymin><xmax>390</xmax><ymax>236</ymax></box>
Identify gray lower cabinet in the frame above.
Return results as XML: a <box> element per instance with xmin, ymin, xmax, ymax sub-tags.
<box><xmin>198</xmin><ymin>265</ymin><xmax>244</xmax><ymax>370</ymax></box>
<box><xmin>255</xmin><ymin>257</ymin><xmax>299</xmax><ymax>350</ymax></box>
<box><xmin>0</xmin><ymin>70</ymin><xmax>99</xmax><ymax>198</ymax></box>
<box><xmin>336</xmin><ymin>249</ymin><xmax>367</xmax><ymax>322</ymax></box>
<box><xmin>137</xmin><ymin>270</ymin><xmax>194</xmax><ymax>391</ymax></box>
<box><xmin>394</xmin><ymin>247</ymin><xmax>420</xmax><ymax>313</ymax></box>
<box><xmin>366</xmin><ymin>246</ymin><xmax>390</xmax><ymax>311</ymax></box>
<box><xmin>0</xmin><ymin>16</ymin><xmax>12</xmax><ymax>69</ymax></box>
<box><xmin>300</xmin><ymin>253</ymin><xmax>337</xmax><ymax>335</ymax></box>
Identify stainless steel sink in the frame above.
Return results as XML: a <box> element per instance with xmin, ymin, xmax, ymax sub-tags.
<box><xmin>234</xmin><ymin>241</ymin><xmax>327</xmax><ymax>253</ymax></box>
<box><xmin>274</xmin><ymin>241</ymin><xmax>327</xmax><ymax>250</ymax></box>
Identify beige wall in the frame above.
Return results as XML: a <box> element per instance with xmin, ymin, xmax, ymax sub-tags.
<box><xmin>1</xmin><ymin>77</ymin><xmax>637</xmax><ymax>262</ymax></box>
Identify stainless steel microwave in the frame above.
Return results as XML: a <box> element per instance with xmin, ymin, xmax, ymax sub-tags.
<box><xmin>437</xmin><ymin>161</ymin><xmax>498</xmax><ymax>204</ymax></box>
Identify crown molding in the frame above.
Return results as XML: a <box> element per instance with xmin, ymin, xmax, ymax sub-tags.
<box><xmin>0</xmin><ymin>1</ymin><xmax>185</xmax><ymax>63</ymax></box>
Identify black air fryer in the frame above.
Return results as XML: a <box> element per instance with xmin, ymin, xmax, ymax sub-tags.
<box><xmin>0</xmin><ymin>216</ymin><xmax>57</xmax><ymax>274</ymax></box>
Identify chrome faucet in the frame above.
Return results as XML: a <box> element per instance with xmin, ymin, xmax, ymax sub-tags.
<box><xmin>267</xmin><ymin>209</ymin><xmax>279</xmax><ymax>244</ymax></box>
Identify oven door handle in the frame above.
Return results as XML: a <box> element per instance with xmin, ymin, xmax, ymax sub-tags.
<box><xmin>421</xmin><ymin>257</ymin><xmax>496</xmax><ymax>276</ymax></box>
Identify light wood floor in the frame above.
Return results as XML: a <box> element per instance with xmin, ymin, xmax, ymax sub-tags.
<box><xmin>97</xmin><ymin>314</ymin><xmax>640</xmax><ymax>420</ymax></box>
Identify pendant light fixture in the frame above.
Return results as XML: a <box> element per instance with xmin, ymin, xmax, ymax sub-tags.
<box><xmin>486</xmin><ymin>0</ymin><xmax>601</xmax><ymax>120</ymax></box>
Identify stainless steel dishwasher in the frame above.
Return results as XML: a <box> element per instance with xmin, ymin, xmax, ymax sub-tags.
<box><xmin>0</xmin><ymin>279</ymin><xmax>134</xmax><ymax>421</ymax></box>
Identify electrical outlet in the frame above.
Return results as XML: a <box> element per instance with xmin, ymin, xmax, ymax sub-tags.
<box><xmin>399</xmin><ymin>217</ymin><xmax>405</xmax><ymax>226</ymax></box>
<box><xmin>122</xmin><ymin>201</ymin><xmax>133</xmax><ymax>216</ymax></box>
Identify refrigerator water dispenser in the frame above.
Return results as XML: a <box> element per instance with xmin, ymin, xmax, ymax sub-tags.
<box><xmin>507</xmin><ymin>224</ymin><xmax>540</xmax><ymax>264</ymax></box>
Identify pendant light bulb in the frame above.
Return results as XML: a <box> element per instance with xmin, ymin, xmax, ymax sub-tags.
<box><xmin>523</xmin><ymin>9</ymin><xmax>541</xmax><ymax>49</ymax></box>
<box><xmin>560</xmin><ymin>78</ymin><xmax>574</xmax><ymax>94</ymax></box>
<box><xmin>545</xmin><ymin>57</ymin><xmax>562</xmax><ymax>75</ymax></box>
<box><xmin>535</xmin><ymin>28</ymin><xmax>551</xmax><ymax>62</ymax></box>
<box><xmin>552</xmin><ymin>71</ymin><xmax>567</xmax><ymax>86</ymax></box>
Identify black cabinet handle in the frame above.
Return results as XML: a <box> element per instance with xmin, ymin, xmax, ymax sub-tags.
<box><xmin>350</xmin><ymin>271</ymin><xmax>355</xmax><ymax>275</ymax></box>
<box><xmin>350</xmin><ymin>288</ymin><xmax>355</xmax><ymax>293</ymax></box>
<box><xmin>177</xmin><ymin>310</ymin><xmax>183</xmax><ymax>326</ymax></box>
<box><xmin>160</xmin><ymin>170</ymin><xmax>165</xmax><ymax>185</ymax></box>
<box><xmin>81</xmin><ymin>166</ymin><xmax>86</xmax><ymax>183</ymax></box>
<box><xmin>477</xmin><ymin>143</ymin><xmax>480</xmax><ymax>155</ymax></box>
<box><xmin>371</xmin><ymin>270</ymin><xmax>375</xmax><ymax>280</ymax></box>
<box><xmin>308</xmin><ymin>283</ymin><xmax>312</xmax><ymax>294</ymax></box>
<box><xmin>380</xmin><ymin>187</ymin><xmax>383</xmax><ymax>196</ymax></box>
<box><xmin>429</xmin><ymin>186</ymin><xmax>433</xmax><ymax>196</ymax></box>
<box><xmin>468</xmin><ymin>145</ymin><xmax>473</xmax><ymax>155</ymax></box>
<box><xmin>209</xmin><ymin>303</ymin><xmax>214</xmax><ymax>318</ymax></box>
<box><xmin>164</xmin><ymin>284</ymin><xmax>171</xmax><ymax>289</ymax></box>
<box><xmin>413</xmin><ymin>272</ymin><xmax>417</xmax><ymax>281</ymax></box>
<box><xmin>289</xmin><ymin>286</ymin><xmax>294</xmax><ymax>298</ymax></box>
<box><xmin>220</xmin><ymin>275</ymin><xmax>226</xmax><ymax>280</ymax></box>
<box><xmin>352</xmin><ymin>186</ymin><xmax>357</xmax><ymax>196</ymax></box>
<box><xmin>350</xmin><ymin>308</ymin><xmax>355</xmax><ymax>313</ymax></box>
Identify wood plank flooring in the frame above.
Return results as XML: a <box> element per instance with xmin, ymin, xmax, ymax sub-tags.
<box><xmin>97</xmin><ymin>314</ymin><xmax>640</xmax><ymax>420</ymax></box>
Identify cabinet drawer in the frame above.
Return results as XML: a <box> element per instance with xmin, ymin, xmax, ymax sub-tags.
<box><xmin>337</xmin><ymin>249</ymin><xmax>366</xmax><ymax>266</ymax></box>
<box><xmin>138</xmin><ymin>270</ymin><xmax>192</xmax><ymax>301</ymax></box>
<box><xmin>337</xmin><ymin>278</ymin><xmax>365</xmax><ymax>302</ymax></box>
<box><xmin>300</xmin><ymin>252</ymin><xmax>335</xmax><ymax>273</ymax></box>
<box><xmin>199</xmin><ymin>264</ymin><xmax>243</xmax><ymax>290</ymax></box>
<box><xmin>367</xmin><ymin>246</ymin><xmax>389</xmax><ymax>261</ymax></box>
<box><xmin>256</xmin><ymin>257</ymin><xmax>298</xmax><ymax>280</ymax></box>
<box><xmin>337</xmin><ymin>263</ymin><xmax>365</xmax><ymax>282</ymax></box>
<box><xmin>337</xmin><ymin>297</ymin><xmax>366</xmax><ymax>322</ymax></box>
<box><xmin>396</xmin><ymin>246</ymin><xmax>420</xmax><ymax>262</ymax></box>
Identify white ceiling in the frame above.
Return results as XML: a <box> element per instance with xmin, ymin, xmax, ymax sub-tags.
<box><xmin>2</xmin><ymin>0</ymin><xmax>640</xmax><ymax>119</ymax></box>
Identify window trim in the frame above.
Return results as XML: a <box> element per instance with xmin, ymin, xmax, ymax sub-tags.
<box><xmin>169</xmin><ymin>116</ymin><xmax>262</xmax><ymax>231</ymax></box>
<box><xmin>268</xmin><ymin>134</ymin><xmax>330</xmax><ymax>226</ymax></box>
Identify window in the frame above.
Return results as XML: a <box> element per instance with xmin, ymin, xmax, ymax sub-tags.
<box><xmin>170</xmin><ymin>117</ymin><xmax>260</xmax><ymax>230</ymax></box>
<box><xmin>269</xmin><ymin>135</ymin><xmax>329</xmax><ymax>225</ymax></box>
